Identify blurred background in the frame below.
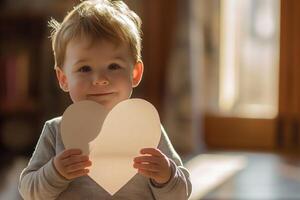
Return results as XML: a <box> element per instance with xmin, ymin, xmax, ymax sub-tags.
<box><xmin>0</xmin><ymin>0</ymin><xmax>300</xmax><ymax>199</ymax></box>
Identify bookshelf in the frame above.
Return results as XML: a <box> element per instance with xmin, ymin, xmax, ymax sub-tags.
<box><xmin>0</xmin><ymin>13</ymin><xmax>46</xmax><ymax>154</ymax></box>
<box><xmin>0</xmin><ymin>1</ymin><xmax>77</xmax><ymax>155</ymax></box>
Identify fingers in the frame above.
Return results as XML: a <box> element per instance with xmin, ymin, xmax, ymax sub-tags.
<box><xmin>62</xmin><ymin>155</ymin><xmax>89</xmax><ymax>166</ymax></box>
<box><xmin>134</xmin><ymin>156</ymin><xmax>161</xmax><ymax>164</ymax></box>
<box><xmin>54</xmin><ymin>149</ymin><xmax>92</xmax><ymax>180</ymax></box>
<box><xmin>140</xmin><ymin>148</ymin><xmax>163</xmax><ymax>157</ymax></box>
<box><xmin>65</xmin><ymin>160</ymin><xmax>92</xmax><ymax>173</ymax></box>
<box><xmin>67</xmin><ymin>169</ymin><xmax>90</xmax><ymax>179</ymax></box>
<box><xmin>134</xmin><ymin>148</ymin><xmax>172</xmax><ymax>184</ymax></box>
<box><xmin>59</xmin><ymin>149</ymin><xmax>83</xmax><ymax>159</ymax></box>
<box><xmin>133</xmin><ymin>162</ymin><xmax>160</xmax><ymax>172</ymax></box>
<box><xmin>133</xmin><ymin>153</ymin><xmax>163</xmax><ymax>176</ymax></box>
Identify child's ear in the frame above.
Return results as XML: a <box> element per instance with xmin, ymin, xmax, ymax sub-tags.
<box><xmin>55</xmin><ymin>67</ymin><xmax>69</xmax><ymax>92</ymax></box>
<box><xmin>132</xmin><ymin>61</ymin><xmax>143</xmax><ymax>88</ymax></box>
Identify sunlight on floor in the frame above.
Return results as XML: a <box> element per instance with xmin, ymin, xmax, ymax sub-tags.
<box><xmin>185</xmin><ymin>154</ymin><xmax>247</xmax><ymax>200</ymax></box>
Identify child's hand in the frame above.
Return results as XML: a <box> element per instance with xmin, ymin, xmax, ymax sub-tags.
<box><xmin>53</xmin><ymin>149</ymin><xmax>92</xmax><ymax>180</ymax></box>
<box><xmin>133</xmin><ymin>148</ymin><xmax>172</xmax><ymax>185</ymax></box>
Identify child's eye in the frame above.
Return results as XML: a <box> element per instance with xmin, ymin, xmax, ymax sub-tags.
<box><xmin>108</xmin><ymin>63</ymin><xmax>122</xmax><ymax>70</ymax></box>
<box><xmin>78</xmin><ymin>65</ymin><xmax>92</xmax><ymax>73</ymax></box>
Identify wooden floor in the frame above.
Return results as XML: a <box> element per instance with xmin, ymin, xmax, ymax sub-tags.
<box><xmin>0</xmin><ymin>150</ymin><xmax>300</xmax><ymax>200</ymax></box>
<box><xmin>198</xmin><ymin>151</ymin><xmax>300</xmax><ymax>200</ymax></box>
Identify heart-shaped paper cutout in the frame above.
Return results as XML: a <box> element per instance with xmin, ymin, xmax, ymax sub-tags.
<box><xmin>61</xmin><ymin>100</ymin><xmax>109</xmax><ymax>155</ymax></box>
<box><xmin>61</xmin><ymin>99</ymin><xmax>161</xmax><ymax>195</ymax></box>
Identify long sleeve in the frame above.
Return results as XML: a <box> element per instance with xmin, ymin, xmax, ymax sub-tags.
<box><xmin>18</xmin><ymin>121</ymin><xmax>71</xmax><ymax>200</ymax></box>
<box><xmin>149</xmin><ymin>125</ymin><xmax>192</xmax><ymax>200</ymax></box>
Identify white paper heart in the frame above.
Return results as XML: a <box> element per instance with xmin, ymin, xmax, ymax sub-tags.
<box><xmin>61</xmin><ymin>100</ymin><xmax>108</xmax><ymax>155</ymax></box>
<box><xmin>61</xmin><ymin>98</ymin><xmax>161</xmax><ymax>195</ymax></box>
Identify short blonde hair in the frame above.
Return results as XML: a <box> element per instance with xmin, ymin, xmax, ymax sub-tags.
<box><xmin>49</xmin><ymin>0</ymin><xmax>142</xmax><ymax>69</ymax></box>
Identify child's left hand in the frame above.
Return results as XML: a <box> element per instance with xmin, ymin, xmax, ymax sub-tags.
<box><xmin>133</xmin><ymin>148</ymin><xmax>172</xmax><ymax>185</ymax></box>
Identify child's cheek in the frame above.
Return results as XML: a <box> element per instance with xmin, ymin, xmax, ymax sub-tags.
<box><xmin>68</xmin><ymin>80</ymin><xmax>89</xmax><ymax>102</ymax></box>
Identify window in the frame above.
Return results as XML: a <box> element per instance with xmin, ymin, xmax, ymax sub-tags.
<box><xmin>219</xmin><ymin>0</ymin><xmax>280</xmax><ymax>118</ymax></box>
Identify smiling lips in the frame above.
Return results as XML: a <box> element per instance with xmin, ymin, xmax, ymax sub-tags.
<box><xmin>87</xmin><ymin>92</ymin><xmax>114</xmax><ymax>97</ymax></box>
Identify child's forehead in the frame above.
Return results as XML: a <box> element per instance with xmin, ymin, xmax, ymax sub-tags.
<box><xmin>65</xmin><ymin>36</ymin><xmax>134</xmax><ymax>63</ymax></box>
<box><xmin>70</xmin><ymin>35</ymin><xmax>120</xmax><ymax>49</ymax></box>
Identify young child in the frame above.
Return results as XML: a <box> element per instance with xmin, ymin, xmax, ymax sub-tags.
<box><xmin>18</xmin><ymin>0</ymin><xmax>192</xmax><ymax>199</ymax></box>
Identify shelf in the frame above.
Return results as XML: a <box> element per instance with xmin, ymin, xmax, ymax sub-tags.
<box><xmin>0</xmin><ymin>98</ymin><xmax>39</xmax><ymax>116</ymax></box>
<box><xmin>0</xmin><ymin>1</ymin><xmax>78</xmax><ymax>20</ymax></box>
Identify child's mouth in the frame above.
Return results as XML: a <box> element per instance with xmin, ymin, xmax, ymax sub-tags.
<box><xmin>87</xmin><ymin>92</ymin><xmax>114</xmax><ymax>97</ymax></box>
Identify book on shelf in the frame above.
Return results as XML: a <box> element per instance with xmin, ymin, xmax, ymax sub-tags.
<box><xmin>1</xmin><ymin>48</ymin><xmax>36</xmax><ymax>113</ymax></box>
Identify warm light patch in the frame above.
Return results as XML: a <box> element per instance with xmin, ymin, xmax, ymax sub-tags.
<box><xmin>185</xmin><ymin>154</ymin><xmax>247</xmax><ymax>200</ymax></box>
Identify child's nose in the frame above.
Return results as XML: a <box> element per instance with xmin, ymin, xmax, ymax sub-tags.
<box><xmin>92</xmin><ymin>73</ymin><xmax>109</xmax><ymax>86</ymax></box>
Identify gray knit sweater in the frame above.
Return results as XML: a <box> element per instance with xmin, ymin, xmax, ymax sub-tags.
<box><xmin>18</xmin><ymin>117</ymin><xmax>192</xmax><ymax>199</ymax></box>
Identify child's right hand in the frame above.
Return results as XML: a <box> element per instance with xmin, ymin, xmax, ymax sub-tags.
<box><xmin>53</xmin><ymin>149</ymin><xmax>92</xmax><ymax>180</ymax></box>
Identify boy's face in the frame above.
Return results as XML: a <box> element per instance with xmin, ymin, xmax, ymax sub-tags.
<box><xmin>56</xmin><ymin>37</ymin><xmax>143</xmax><ymax>110</ymax></box>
